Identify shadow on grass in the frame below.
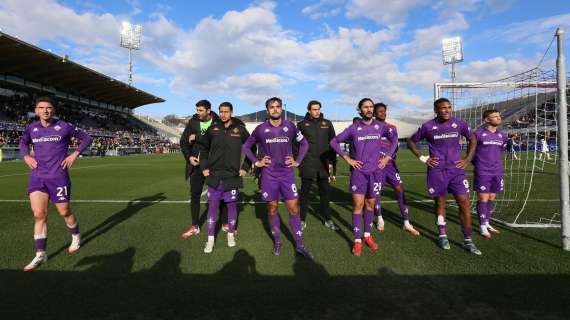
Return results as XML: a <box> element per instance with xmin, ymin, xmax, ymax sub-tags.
<box><xmin>2</xmin><ymin>247</ymin><xmax>570</xmax><ymax>320</ymax></box>
<box><xmin>48</xmin><ymin>193</ymin><xmax>167</xmax><ymax>260</ymax></box>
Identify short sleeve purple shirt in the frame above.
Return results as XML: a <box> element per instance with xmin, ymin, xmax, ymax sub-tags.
<box><xmin>472</xmin><ymin>127</ymin><xmax>507</xmax><ymax>176</ymax></box>
<box><xmin>379</xmin><ymin>122</ymin><xmax>398</xmax><ymax>167</ymax></box>
<box><xmin>249</xmin><ymin>119</ymin><xmax>304</xmax><ymax>176</ymax></box>
<box><xmin>20</xmin><ymin>120</ymin><xmax>89</xmax><ymax>178</ymax></box>
<box><xmin>410</xmin><ymin>116</ymin><xmax>471</xmax><ymax>172</ymax></box>
<box><xmin>335</xmin><ymin>119</ymin><xmax>389</xmax><ymax>173</ymax></box>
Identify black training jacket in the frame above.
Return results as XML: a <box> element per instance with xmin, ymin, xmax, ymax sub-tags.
<box><xmin>197</xmin><ymin>118</ymin><xmax>252</xmax><ymax>191</ymax></box>
<box><xmin>180</xmin><ymin>112</ymin><xmax>220</xmax><ymax>179</ymax></box>
<box><xmin>296</xmin><ymin>113</ymin><xmax>337</xmax><ymax>179</ymax></box>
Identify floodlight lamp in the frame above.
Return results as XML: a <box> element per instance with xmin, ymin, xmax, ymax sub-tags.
<box><xmin>442</xmin><ymin>37</ymin><xmax>463</xmax><ymax>65</ymax></box>
<box><xmin>120</xmin><ymin>22</ymin><xmax>142</xmax><ymax>50</ymax></box>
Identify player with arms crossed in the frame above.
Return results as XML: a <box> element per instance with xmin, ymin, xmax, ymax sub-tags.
<box><xmin>472</xmin><ymin>109</ymin><xmax>508</xmax><ymax>238</ymax></box>
<box><xmin>198</xmin><ymin>102</ymin><xmax>252</xmax><ymax>252</ymax></box>
<box><xmin>242</xmin><ymin>97</ymin><xmax>314</xmax><ymax>260</ymax></box>
<box><xmin>330</xmin><ymin>98</ymin><xmax>394</xmax><ymax>256</ymax></box>
<box><xmin>407</xmin><ymin>98</ymin><xmax>482</xmax><ymax>255</ymax></box>
<box><xmin>19</xmin><ymin>96</ymin><xmax>93</xmax><ymax>271</ymax></box>
<box><xmin>373</xmin><ymin>102</ymin><xmax>419</xmax><ymax>236</ymax></box>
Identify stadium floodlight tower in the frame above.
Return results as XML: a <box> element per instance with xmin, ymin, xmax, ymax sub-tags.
<box><xmin>441</xmin><ymin>36</ymin><xmax>464</xmax><ymax>106</ymax></box>
<box><xmin>120</xmin><ymin>22</ymin><xmax>142</xmax><ymax>86</ymax></box>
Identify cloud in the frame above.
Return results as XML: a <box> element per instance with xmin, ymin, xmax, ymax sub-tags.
<box><xmin>390</xmin><ymin>12</ymin><xmax>469</xmax><ymax>57</ymax></box>
<box><xmin>456</xmin><ymin>56</ymin><xmax>534</xmax><ymax>83</ymax></box>
<box><xmin>301</xmin><ymin>0</ymin><xmax>343</xmax><ymax>20</ymax></box>
<box><xmin>497</xmin><ymin>13</ymin><xmax>570</xmax><ymax>45</ymax></box>
<box><xmin>346</xmin><ymin>0</ymin><xmax>430</xmax><ymax>25</ymax></box>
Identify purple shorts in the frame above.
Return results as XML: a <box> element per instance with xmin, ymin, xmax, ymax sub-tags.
<box><xmin>28</xmin><ymin>175</ymin><xmax>71</xmax><ymax>203</ymax></box>
<box><xmin>207</xmin><ymin>182</ymin><xmax>239</xmax><ymax>202</ymax></box>
<box><xmin>427</xmin><ymin>170</ymin><xmax>469</xmax><ymax>197</ymax></box>
<box><xmin>383</xmin><ymin>165</ymin><xmax>403</xmax><ymax>187</ymax></box>
<box><xmin>474</xmin><ymin>175</ymin><xmax>504</xmax><ymax>193</ymax></box>
<box><xmin>350</xmin><ymin>170</ymin><xmax>383</xmax><ymax>197</ymax></box>
<box><xmin>260</xmin><ymin>172</ymin><xmax>298</xmax><ymax>202</ymax></box>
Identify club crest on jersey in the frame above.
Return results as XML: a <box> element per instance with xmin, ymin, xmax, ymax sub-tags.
<box><xmin>264</xmin><ymin>128</ymin><xmax>271</xmax><ymax>133</ymax></box>
<box><xmin>321</xmin><ymin>121</ymin><xmax>329</xmax><ymax>128</ymax></box>
<box><xmin>428</xmin><ymin>188</ymin><xmax>435</xmax><ymax>194</ymax></box>
<box><xmin>480</xmin><ymin>186</ymin><xmax>487</xmax><ymax>191</ymax></box>
<box><xmin>213</xmin><ymin>127</ymin><xmax>220</xmax><ymax>131</ymax></box>
<box><xmin>374</xmin><ymin>124</ymin><xmax>379</xmax><ymax>130</ymax></box>
<box><xmin>357</xmin><ymin>127</ymin><xmax>362</xmax><ymax>131</ymax></box>
<box><xmin>33</xmin><ymin>127</ymin><xmax>38</xmax><ymax>132</ymax></box>
<box><xmin>498</xmin><ymin>134</ymin><xmax>503</xmax><ymax>138</ymax></box>
<box><xmin>262</xmin><ymin>192</ymin><xmax>268</xmax><ymax>199</ymax></box>
<box><xmin>351</xmin><ymin>185</ymin><xmax>357</xmax><ymax>191</ymax></box>
<box><xmin>451</xmin><ymin>123</ymin><xmax>458</xmax><ymax>128</ymax></box>
<box><xmin>54</xmin><ymin>125</ymin><xmax>61</xmax><ymax>131</ymax></box>
<box><xmin>482</xmin><ymin>133</ymin><xmax>487</xmax><ymax>137</ymax></box>
<box><xmin>232</xmin><ymin>127</ymin><xmax>240</xmax><ymax>134</ymax></box>
<box><xmin>283</xmin><ymin>126</ymin><xmax>289</xmax><ymax>132</ymax></box>
<box><xmin>305</xmin><ymin>122</ymin><xmax>310</xmax><ymax>127</ymax></box>
<box><xmin>432</xmin><ymin>126</ymin><xmax>438</xmax><ymax>130</ymax></box>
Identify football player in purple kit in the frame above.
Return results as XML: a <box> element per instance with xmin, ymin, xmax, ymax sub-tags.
<box><xmin>330</xmin><ymin>98</ymin><xmax>395</xmax><ymax>256</ymax></box>
<box><xmin>407</xmin><ymin>98</ymin><xmax>482</xmax><ymax>255</ymax></box>
<box><xmin>19</xmin><ymin>96</ymin><xmax>93</xmax><ymax>271</ymax></box>
<box><xmin>373</xmin><ymin>103</ymin><xmax>419</xmax><ymax>236</ymax></box>
<box><xmin>472</xmin><ymin>109</ymin><xmax>507</xmax><ymax>238</ymax></box>
<box><xmin>242</xmin><ymin>97</ymin><xmax>314</xmax><ymax>260</ymax></box>
<box><xmin>198</xmin><ymin>102</ymin><xmax>251</xmax><ymax>253</ymax></box>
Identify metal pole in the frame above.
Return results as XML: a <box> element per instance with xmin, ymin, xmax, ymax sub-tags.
<box><xmin>556</xmin><ymin>27</ymin><xmax>570</xmax><ymax>251</ymax></box>
<box><xmin>128</xmin><ymin>48</ymin><xmax>133</xmax><ymax>86</ymax></box>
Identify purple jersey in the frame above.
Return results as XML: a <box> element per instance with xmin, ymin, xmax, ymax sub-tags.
<box><xmin>410</xmin><ymin>117</ymin><xmax>471</xmax><ymax>172</ymax></box>
<box><xmin>242</xmin><ymin>119</ymin><xmax>309</xmax><ymax>177</ymax></box>
<box><xmin>472</xmin><ymin>127</ymin><xmax>507</xmax><ymax>176</ymax></box>
<box><xmin>379</xmin><ymin>121</ymin><xmax>398</xmax><ymax>167</ymax></box>
<box><xmin>19</xmin><ymin>119</ymin><xmax>92</xmax><ymax>178</ymax></box>
<box><xmin>330</xmin><ymin>118</ymin><xmax>396</xmax><ymax>173</ymax></box>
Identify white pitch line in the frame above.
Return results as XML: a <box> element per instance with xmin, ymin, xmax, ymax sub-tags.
<box><xmin>0</xmin><ymin>198</ymin><xmax>558</xmax><ymax>204</ymax></box>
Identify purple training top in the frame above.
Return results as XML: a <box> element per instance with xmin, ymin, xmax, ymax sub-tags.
<box><xmin>472</xmin><ymin>126</ymin><xmax>507</xmax><ymax>176</ymax></box>
<box><xmin>242</xmin><ymin>119</ymin><xmax>309</xmax><ymax>176</ymax></box>
<box><xmin>19</xmin><ymin>119</ymin><xmax>93</xmax><ymax>178</ymax></box>
<box><xmin>330</xmin><ymin>118</ymin><xmax>396</xmax><ymax>173</ymax></box>
<box><xmin>410</xmin><ymin>116</ymin><xmax>471</xmax><ymax>172</ymax></box>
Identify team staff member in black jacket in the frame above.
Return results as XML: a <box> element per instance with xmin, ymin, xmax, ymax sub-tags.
<box><xmin>180</xmin><ymin>99</ymin><xmax>220</xmax><ymax>238</ymax></box>
<box><xmin>297</xmin><ymin>100</ymin><xmax>339</xmax><ymax>231</ymax></box>
<box><xmin>198</xmin><ymin>102</ymin><xmax>251</xmax><ymax>253</ymax></box>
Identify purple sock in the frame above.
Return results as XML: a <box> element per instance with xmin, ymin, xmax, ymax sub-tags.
<box><xmin>67</xmin><ymin>223</ymin><xmax>79</xmax><ymax>235</ymax></box>
<box><xmin>289</xmin><ymin>214</ymin><xmax>304</xmax><ymax>248</ymax></box>
<box><xmin>207</xmin><ymin>200</ymin><xmax>220</xmax><ymax>237</ymax></box>
<box><xmin>436</xmin><ymin>216</ymin><xmax>447</xmax><ymax>237</ymax></box>
<box><xmin>477</xmin><ymin>201</ymin><xmax>488</xmax><ymax>226</ymax></box>
<box><xmin>352</xmin><ymin>213</ymin><xmax>363</xmax><ymax>240</ymax></box>
<box><xmin>396</xmin><ymin>191</ymin><xmax>409</xmax><ymax>221</ymax></box>
<box><xmin>462</xmin><ymin>225</ymin><xmax>473</xmax><ymax>240</ymax></box>
<box><xmin>374</xmin><ymin>197</ymin><xmax>382</xmax><ymax>217</ymax></box>
<box><xmin>363</xmin><ymin>209</ymin><xmax>373</xmax><ymax>234</ymax></box>
<box><xmin>227</xmin><ymin>202</ymin><xmax>237</xmax><ymax>233</ymax></box>
<box><xmin>34</xmin><ymin>234</ymin><xmax>47</xmax><ymax>252</ymax></box>
<box><xmin>487</xmin><ymin>200</ymin><xmax>495</xmax><ymax>224</ymax></box>
<box><xmin>269</xmin><ymin>213</ymin><xmax>282</xmax><ymax>244</ymax></box>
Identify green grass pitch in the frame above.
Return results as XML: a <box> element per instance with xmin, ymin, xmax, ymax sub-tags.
<box><xmin>0</xmin><ymin>152</ymin><xmax>568</xmax><ymax>319</ymax></box>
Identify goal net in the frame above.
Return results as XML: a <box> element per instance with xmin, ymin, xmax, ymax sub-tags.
<box><xmin>435</xmin><ymin>67</ymin><xmax>564</xmax><ymax>227</ymax></box>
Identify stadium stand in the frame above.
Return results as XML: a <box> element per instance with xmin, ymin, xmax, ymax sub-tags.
<box><xmin>0</xmin><ymin>31</ymin><xmax>176</xmax><ymax>158</ymax></box>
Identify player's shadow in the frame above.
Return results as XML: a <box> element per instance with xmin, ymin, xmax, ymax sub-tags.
<box><xmin>215</xmin><ymin>249</ymin><xmax>259</xmax><ymax>278</ymax></box>
<box><xmin>75</xmin><ymin>247</ymin><xmax>136</xmax><ymax>273</ymax></box>
<box><xmin>48</xmin><ymin>193</ymin><xmax>167</xmax><ymax>260</ymax></box>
